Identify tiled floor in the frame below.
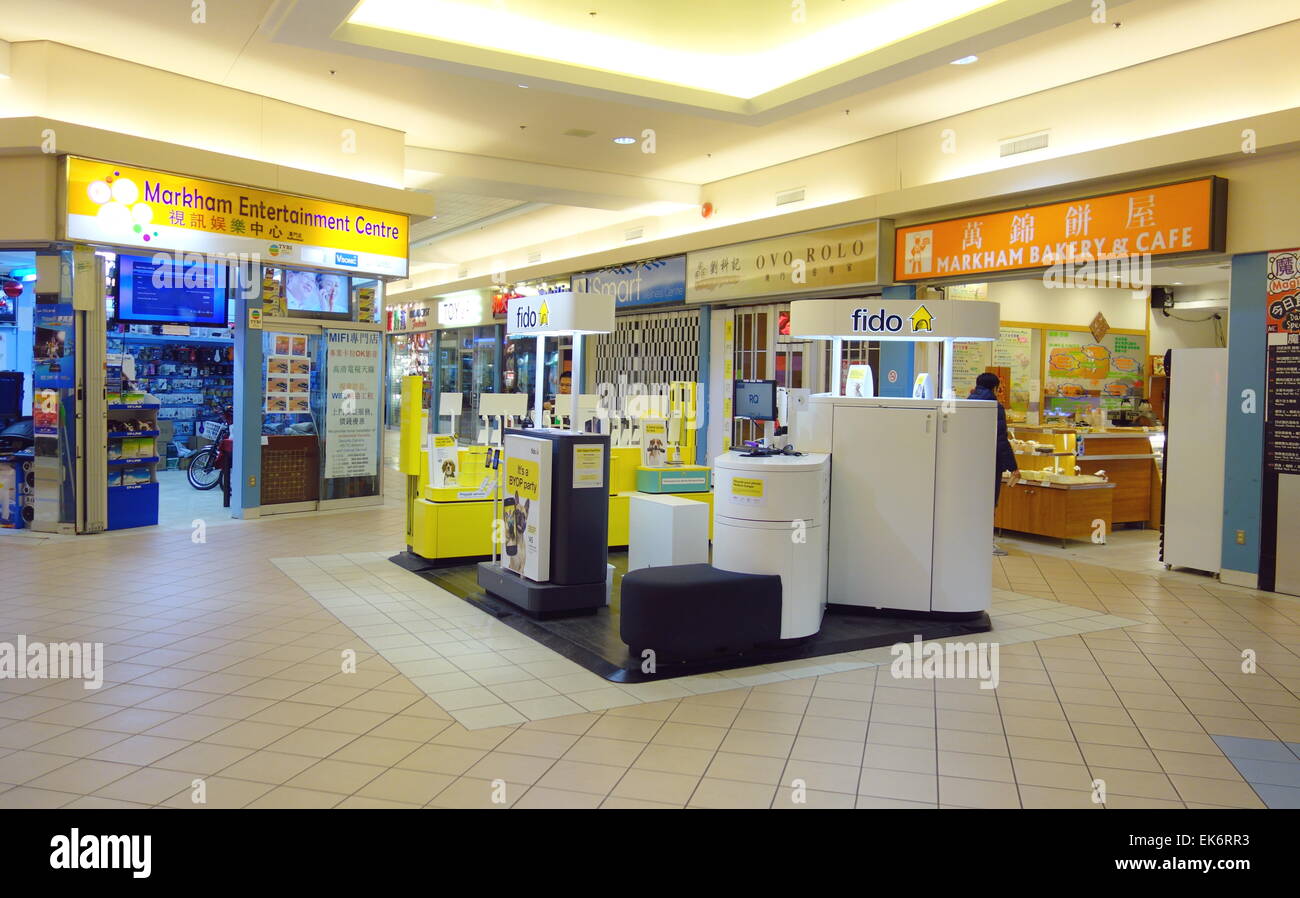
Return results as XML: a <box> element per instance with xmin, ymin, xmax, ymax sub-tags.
<box><xmin>1</xmin><ymin>458</ymin><xmax>1298</xmax><ymax>808</ymax></box>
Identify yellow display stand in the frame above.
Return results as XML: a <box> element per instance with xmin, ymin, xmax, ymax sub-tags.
<box><xmin>409</xmin><ymin>443</ymin><xmax>715</xmax><ymax>560</ymax></box>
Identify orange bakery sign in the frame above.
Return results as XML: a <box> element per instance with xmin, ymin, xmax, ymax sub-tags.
<box><xmin>894</xmin><ymin>177</ymin><xmax>1227</xmax><ymax>281</ymax></box>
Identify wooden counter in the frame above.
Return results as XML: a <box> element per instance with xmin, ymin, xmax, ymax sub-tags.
<box><xmin>995</xmin><ymin>480</ymin><xmax>1116</xmax><ymax>545</ymax></box>
<box><xmin>1074</xmin><ymin>431</ymin><xmax>1159</xmax><ymax>527</ymax></box>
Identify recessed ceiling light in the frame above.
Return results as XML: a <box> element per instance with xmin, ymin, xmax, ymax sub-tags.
<box><xmin>612</xmin><ymin>136</ymin><xmax>636</xmax><ymax>144</ymax></box>
<box><xmin>951</xmin><ymin>55</ymin><xmax>978</xmax><ymax>65</ymax></box>
<box><xmin>517</xmin><ymin>83</ymin><xmax>529</xmax><ymax>88</ymax></box>
<box><xmin>1172</xmin><ymin>281</ymin><xmax>1183</xmax><ymax>285</ymax></box>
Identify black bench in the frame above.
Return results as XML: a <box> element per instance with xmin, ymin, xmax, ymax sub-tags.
<box><xmin>620</xmin><ymin>564</ymin><xmax>783</xmax><ymax>663</ymax></box>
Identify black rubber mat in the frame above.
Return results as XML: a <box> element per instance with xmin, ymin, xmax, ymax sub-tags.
<box><xmin>411</xmin><ymin>554</ymin><xmax>992</xmax><ymax>683</ymax></box>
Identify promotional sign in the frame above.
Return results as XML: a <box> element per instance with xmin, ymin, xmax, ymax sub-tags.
<box><xmin>503</xmin><ymin>434</ymin><xmax>552</xmax><ymax>581</ymax></box>
<box><xmin>687</xmin><ymin>222</ymin><xmax>884</xmax><ymax>303</ymax></box>
<box><xmin>33</xmin><ymin>303</ymin><xmax>75</xmax><ymax>393</ymax></box>
<box><xmin>845</xmin><ymin>365</ymin><xmax>873</xmax><ymax>398</ymax></box>
<box><xmin>64</xmin><ymin>156</ymin><xmax>409</xmax><ymax>277</ymax></box>
<box><xmin>575</xmin><ymin>256</ymin><xmax>686</xmax><ymax>308</ymax></box>
<box><xmin>323</xmin><ymin>330</ymin><xmax>382</xmax><ymax>479</ymax></box>
<box><xmin>729</xmin><ymin>475</ymin><xmax>765</xmax><ymax>507</ymax></box>
<box><xmin>640</xmin><ymin>418</ymin><xmax>668</xmax><ymax>467</ymax></box>
<box><xmin>894</xmin><ymin>177</ymin><xmax>1226</xmax><ymax>281</ymax></box>
<box><xmin>572</xmin><ymin>444</ymin><xmax>605</xmax><ymax>489</ymax></box>
<box><xmin>265</xmin><ymin>333</ymin><xmax>312</xmax><ymax>414</ymax></box>
<box><xmin>506</xmin><ymin>291</ymin><xmax>614</xmax><ymax>336</ymax></box>
<box><xmin>1266</xmin><ymin>248</ymin><xmax>1300</xmax><ymax>474</ymax></box>
<box><xmin>429</xmin><ymin>435</ymin><xmax>459</xmax><ymax>488</ymax></box>
<box><xmin>789</xmin><ymin>298</ymin><xmax>999</xmax><ymax>341</ymax></box>
<box><xmin>1044</xmin><ymin>329</ymin><xmax>1146</xmax><ymax>411</ymax></box>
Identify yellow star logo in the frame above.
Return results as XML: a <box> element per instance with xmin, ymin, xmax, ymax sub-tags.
<box><xmin>538</xmin><ymin>300</ymin><xmax>549</xmax><ymax>325</ymax></box>
<box><xmin>910</xmin><ymin>304</ymin><xmax>934</xmax><ymax>333</ymax></box>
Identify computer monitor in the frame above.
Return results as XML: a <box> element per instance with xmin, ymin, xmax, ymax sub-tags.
<box><xmin>734</xmin><ymin>379</ymin><xmax>777</xmax><ymax>421</ymax></box>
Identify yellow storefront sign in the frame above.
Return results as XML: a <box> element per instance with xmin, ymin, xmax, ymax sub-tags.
<box><xmin>62</xmin><ymin>156</ymin><xmax>409</xmax><ymax>277</ymax></box>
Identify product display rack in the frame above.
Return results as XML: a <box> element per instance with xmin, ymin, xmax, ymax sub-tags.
<box><xmin>109</xmin><ymin>331</ymin><xmax>235</xmax><ymax>440</ymax></box>
<box><xmin>106</xmin><ymin>399</ymin><xmax>160</xmax><ymax>529</ymax></box>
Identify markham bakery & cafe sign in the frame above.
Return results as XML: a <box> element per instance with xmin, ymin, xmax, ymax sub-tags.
<box><xmin>61</xmin><ymin>156</ymin><xmax>410</xmax><ymax>277</ymax></box>
<box><xmin>685</xmin><ymin>221</ymin><xmax>887</xmax><ymax>303</ymax></box>
<box><xmin>893</xmin><ymin>177</ymin><xmax>1227</xmax><ymax>282</ymax></box>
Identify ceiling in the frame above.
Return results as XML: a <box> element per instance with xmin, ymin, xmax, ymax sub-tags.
<box><xmin>2</xmin><ymin>0</ymin><xmax>1297</xmax><ymax>277</ymax></box>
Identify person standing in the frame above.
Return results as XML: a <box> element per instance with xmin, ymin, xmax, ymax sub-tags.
<box><xmin>968</xmin><ymin>372</ymin><xmax>1019</xmax><ymax>555</ymax></box>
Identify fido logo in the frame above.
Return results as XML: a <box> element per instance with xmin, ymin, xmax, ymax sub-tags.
<box><xmin>851</xmin><ymin>307</ymin><xmax>904</xmax><ymax>334</ymax></box>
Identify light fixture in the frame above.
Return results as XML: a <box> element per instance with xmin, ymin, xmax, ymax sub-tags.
<box><xmin>951</xmin><ymin>55</ymin><xmax>978</xmax><ymax>65</ymax></box>
<box><xmin>612</xmin><ymin>136</ymin><xmax>636</xmax><ymax>145</ymax></box>
<box><xmin>517</xmin><ymin>83</ymin><xmax>529</xmax><ymax>88</ymax></box>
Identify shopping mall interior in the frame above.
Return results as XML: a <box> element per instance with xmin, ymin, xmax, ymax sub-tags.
<box><xmin>0</xmin><ymin>0</ymin><xmax>1298</xmax><ymax>836</ymax></box>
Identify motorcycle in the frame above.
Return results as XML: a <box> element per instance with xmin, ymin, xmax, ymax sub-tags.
<box><xmin>185</xmin><ymin>406</ymin><xmax>233</xmax><ymax>491</ymax></box>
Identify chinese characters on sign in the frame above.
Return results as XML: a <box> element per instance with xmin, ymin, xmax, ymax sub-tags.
<box><xmin>324</xmin><ymin>330</ymin><xmax>382</xmax><ymax>479</ymax></box>
<box><xmin>1266</xmin><ymin>249</ymin><xmax>1300</xmax><ymax>475</ymax></box>
<box><xmin>894</xmin><ymin>178</ymin><xmax>1226</xmax><ymax>280</ymax></box>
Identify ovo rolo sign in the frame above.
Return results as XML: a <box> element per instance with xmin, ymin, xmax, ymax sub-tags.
<box><xmin>62</xmin><ymin>156</ymin><xmax>409</xmax><ymax>277</ymax></box>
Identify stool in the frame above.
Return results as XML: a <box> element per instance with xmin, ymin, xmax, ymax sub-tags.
<box><xmin>620</xmin><ymin>564</ymin><xmax>782</xmax><ymax>662</ymax></box>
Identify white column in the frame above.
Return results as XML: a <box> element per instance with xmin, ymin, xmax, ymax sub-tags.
<box><xmin>534</xmin><ymin>335</ymin><xmax>545</xmax><ymax>426</ymax></box>
<box><xmin>570</xmin><ymin>333</ymin><xmax>583</xmax><ymax>429</ymax></box>
<box><xmin>831</xmin><ymin>337</ymin><xmax>843</xmax><ymax>396</ymax></box>
<box><xmin>942</xmin><ymin>338</ymin><xmax>955</xmax><ymax>399</ymax></box>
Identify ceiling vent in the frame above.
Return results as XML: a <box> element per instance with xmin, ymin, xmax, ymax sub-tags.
<box><xmin>625</xmin><ymin>226</ymin><xmax>644</xmax><ymax>241</ymax></box>
<box><xmin>527</xmin><ymin>250</ymin><xmax>541</xmax><ymax>264</ymax></box>
<box><xmin>999</xmin><ymin>130</ymin><xmax>1049</xmax><ymax>157</ymax></box>
<box><xmin>563</xmin><ymin>128</ymin><xmax>596</xmax><ymax>138</ymax></box>
<box><xmin>775</xmin><ymin>187</ymin><xmax>805</xmax><ymax>206</ymax></box>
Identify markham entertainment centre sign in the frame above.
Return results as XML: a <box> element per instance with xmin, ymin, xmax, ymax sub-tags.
<box><xmin>61</xmin><ymin>156</ymin><xmax>410</xmax><ymax>277</ymax></box>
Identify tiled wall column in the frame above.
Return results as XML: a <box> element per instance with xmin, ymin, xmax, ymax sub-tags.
<box><xmin>880</xmin><ymin>285</ymin><xmax>917</xmax><ymax>398</ymax></box>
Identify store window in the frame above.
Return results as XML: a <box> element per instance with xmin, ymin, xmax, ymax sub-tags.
<box><xmin>438</xmin><ymin>325</ymin><xmax>501</xmax><ymax>440</ymax></box>
<box><xmin>732</xmin><ymin>306</ymin><xmax>771</xmax><ymax>447</ymax></box>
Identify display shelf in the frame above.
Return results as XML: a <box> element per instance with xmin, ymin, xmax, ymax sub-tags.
<box><xmin>113</xmin><ymin>333</ymin><xmax>234</xmax><ymax>345</ymax></box>
<box><xmin>108</xmin><ymin>456</ymin><xmax>160</xmax><ymax>466</ymax></box>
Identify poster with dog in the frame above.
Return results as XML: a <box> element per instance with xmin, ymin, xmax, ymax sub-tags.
<box><xmin>430</xmin><ymin>434</ymin><xmax>459</xmax><ymax>489</ymax></box>
<box><xmin>502</xmin><ymin>435</ymin><xmax>552</xmax><ymax>582</ymax></box>
<box><xmin>640</xmin><ymin>418</ymin><xmax>668</xmax><ymax>467</ymax></box>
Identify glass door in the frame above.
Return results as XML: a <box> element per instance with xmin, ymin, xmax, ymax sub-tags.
<box><xmin>261</xmin><ymin>326</ymin><xmax>324</xmax><ymax>511</ymax></box>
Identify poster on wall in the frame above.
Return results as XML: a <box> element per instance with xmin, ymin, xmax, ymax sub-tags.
<box><xmin>1044</xmin><ymin>329</ymin><xmax>1146</xmax><ymax>410</ymax></box>
<box><xmin>1265</xmin><ymin>248</ymin><xmax>1300</xmax><ymax>474</ymax></box>
<box><xmin>34</xmin><ymin>304</ymin><xmax>75</xmax><ymax>392</ymax></box>
<box><xmin>993</xmin><ymin>327</ymin><xmax>1036</xmax><ymax>411</ymax></box>
<box><xmin>503</xmin><ymin>434</ymin><xmax>552</xmax><ymax>582</ymax></box>
<box><xmin>323</xmin><ymin>330</ymin><xmax>382</xmax><ymax>479</ymax></box>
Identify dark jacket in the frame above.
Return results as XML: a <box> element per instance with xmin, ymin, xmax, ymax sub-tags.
<box><xmin>969</xmin><ymin>386</ymin><xmax>1018</xmax><ymax>474</ymax></box>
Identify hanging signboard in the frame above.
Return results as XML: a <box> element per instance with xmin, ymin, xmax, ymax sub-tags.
<box><xmin>686</xmin><ymin>221</ymin><xmax>885</xmax><ymax>303</ymax></box>
<box><xmin>574</xmin><ymin>256</ymin><xmax>686</xmax><ymax>308</ymax></box>
<box><xmin>506</xmin><ymin>291</ymin><xmax>614</xmax><ymax>336</ymax></box>
<box><xmin>323</xmin><ymin>330</ymin><xmax>382</xmax><ymax>479</ymax></box>
<box><xmin>63</xmin><ymin>156</ymin><xmax>409</xmax><ymax>277</ymax></box>
<box><xmin>894</xmin><ymin>177</ymin><xmax>1227</xmax><ymax>281</ymax></box>
<box><xmin>788</xmin><ymin>298</ymin><xmax>999</xmax><ymax>341</ymax></box>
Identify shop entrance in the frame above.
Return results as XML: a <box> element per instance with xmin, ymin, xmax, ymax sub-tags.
<box><xmin>0</xmin><ymin>251</ymin><xmax>36</xmax><ymax>532</ymax></box>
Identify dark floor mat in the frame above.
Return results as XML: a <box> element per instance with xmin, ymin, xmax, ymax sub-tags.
<box><xmin>413</xmin><ymin>555</ymin><xmax>992</xmax><ymax>683</ymax></box>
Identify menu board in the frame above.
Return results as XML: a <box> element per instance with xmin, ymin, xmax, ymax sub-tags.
<box><xmin>1266</xmin><ymin>248</ymin><xmax>1300</xmax><ymax>473</ymax></box>
<box><xmin>994</xmin><ymin>327</ymin><xmax>1036</xmax><ymax>412</ymax></box>
<box><xmin>950</xmin><ymin>326</ymin><xmax>1036</xmax><ymax>409</ymax></box>
<box><xmin>1044</xmin><ymin>329</ymin><xmax>1146</xmax><ymax>410</ymax></box>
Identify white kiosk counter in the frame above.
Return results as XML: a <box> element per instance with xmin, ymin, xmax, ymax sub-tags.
<box><xmin>788</xmin><ymin>297</ymin><xmax>1002</xmax><ymax>619</ymax></box>
<box><xmin>712</xmin><ymin>451</ymin><xmax>830</xmax><ymax>639</ymax></box>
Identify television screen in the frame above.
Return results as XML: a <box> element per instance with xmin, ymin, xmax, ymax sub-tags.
<box><xmin>115</xmin><ymin>255</ymin><xmax>228</xmax><ymax>326</ymax></box>
<box><xmin>734</xmin><ymin>379</ymin><xmax>777</xmax><ymax>421</ymax></box>
<box><xmin>285</xmin><ymin>270</ymin><xmax>350</xmax><ymax>317</ymax></box>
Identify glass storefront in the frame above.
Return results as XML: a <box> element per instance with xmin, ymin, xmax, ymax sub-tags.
<box><xmin>386</xmin><ymin>331</ymin><xmax>432</xmax><ymax>427</ymax></box>
<box><xmin>437</xmin><ymin>326</ymin><xmax>501</xmax><ymax>440</ymax></box>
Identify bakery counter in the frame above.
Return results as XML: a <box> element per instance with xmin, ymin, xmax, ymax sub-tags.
<box><xmin>995</xmin><ymin>479</ymin><xmax>1117</xmax><ymax>546</ymax></box>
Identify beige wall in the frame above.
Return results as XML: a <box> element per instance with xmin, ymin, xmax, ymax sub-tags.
<box><xmin>0</xmin><ymin>155</ymin><xmax>58</xmax><ymax>242</ymax></box>
<box><xmin>0</xmin><ymin>41</ymin><xmax>410</xmax><ymax>192</ymax></box>
<box><xmin>984</xmin><ymin>281</ymin><xmax>1148</xmax><ymax>332</ymax></box>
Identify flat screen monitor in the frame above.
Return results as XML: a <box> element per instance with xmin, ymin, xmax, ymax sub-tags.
<box><xmin>734</xmin><ymin>379</ymin><xmax>777</xmax><ymax>421</ymax></box>
<box><xmin>115</xmin><ymin>254</ymin><xmax>229</xmax><ymax>326</ymax></box>
<box><xmin>284</xmin><ymin>269</ymin><xmax>351</xmax><ymax>319</ymax></box>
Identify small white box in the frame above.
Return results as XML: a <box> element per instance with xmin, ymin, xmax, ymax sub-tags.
<box><xmin>627</xmin><ymin>494</ymin><xmax>709</xmax><ymax>573</ymax></box>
